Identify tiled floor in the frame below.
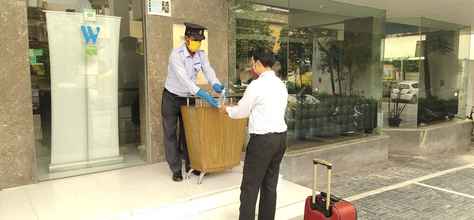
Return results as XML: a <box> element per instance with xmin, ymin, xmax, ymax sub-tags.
<box><xmin>298</xmin><ymin>151</ymin><xmax>474</xmax><ymax>198</ymax></box>
<box><xmin>3</xmin><ymin>151</ymin><xmax>474</xmax><ymax>220</ymax></box>
<box><xmin>421</xmin><ymin>168</ymin><xmax>474</xmax><ymax>196</ymax></box>
<box><xmin>353</xmin><ymin>183</ymin><xmax>474</xmax><ymax>220</ymax></box>
<box><xmin>291</xmin><ymin>150</ymin><xmax>474</xmax><ymax>220</ymax></box>
<box><xmin>0</xmin><ymin>162</ymin><xmax>310</xmax><ymax>220</ymax></box>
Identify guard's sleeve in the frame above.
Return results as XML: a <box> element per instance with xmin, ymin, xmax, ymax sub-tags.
<box><xmin>169</xmin><ymin>51</ymin><xmax>200</xmax><ymax>95</ymax></box>
<box><xmin>200</xmin><ymin>52</ymin><xmax>221</xmax><ymax>86</ymax></box>
<box><xmin>225</xmin><ymin>82</ymin><xmax>258</xmax><ymax>119</ymax></box>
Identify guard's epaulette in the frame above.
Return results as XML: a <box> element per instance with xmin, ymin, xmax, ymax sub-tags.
<box><xmin>175</xmin><ymin>48</ymin><xmax>187</xmax><ymax>57</ymax></box>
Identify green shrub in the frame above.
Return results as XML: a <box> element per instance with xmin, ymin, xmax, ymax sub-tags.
<box><xmin>418</xmin><ymin>97</ymin><xmax>458</xmax><ymax>124</ymax></box>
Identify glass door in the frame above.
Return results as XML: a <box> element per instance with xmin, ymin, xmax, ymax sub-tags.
<box><xmin>28</xmin><ymin>0</ymin><xmax>147</xmax><ymax>180</ymax></box>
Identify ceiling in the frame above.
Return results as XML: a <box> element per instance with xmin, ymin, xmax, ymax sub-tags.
<box><xmin>335</xmin><ymin>0</ymin><xmax>474</xmax><ymax>29</ymax></box>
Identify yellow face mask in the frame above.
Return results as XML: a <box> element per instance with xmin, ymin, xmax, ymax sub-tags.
<box><xmin>187</xmin><ymin>40</ymin><xmax>202</xmax><ymax>53</ymax></box>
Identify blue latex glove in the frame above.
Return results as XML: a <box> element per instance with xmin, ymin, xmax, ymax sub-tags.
<box><xmin>196</xmin><ymin>89</ymin><xmax>219</xmax><ymax>108</ymax></box>
<box><xmin>212</xmin><ymin>83</ymin><xmax>224</xmax><ymax>93</ymax></box>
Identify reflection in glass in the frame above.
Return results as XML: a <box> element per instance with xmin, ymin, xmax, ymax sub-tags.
<box><xmin>230</xmin><ymin>0</ymin><xmax>385</xmax><ymax>148</ymax></box>
<box><xmin>383</xmin><ymin>18</ymin><xmax>422</xmax><ymax>128</ymax></box>
<box><xmin>286</xmin><ymin>17</ymin><xmax>384</xmax><ymax>146</ymax></box>
<box><xmin>382</xmin><ymin>18</ymin><xmax>470</xmax><ymax>128</ymax></box>
<box><xmin>229</xmin><ymin>1</ymin><xmax>289</xmax><ymax>95</ymax></box>
<box><xmin>418</xmin><ymin>18</ymin><xmax>470</xmax><ymax>126</ymax></box>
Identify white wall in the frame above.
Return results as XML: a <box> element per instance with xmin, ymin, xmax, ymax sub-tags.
<box><xmin>384</xmin><ymin>35</ymin><xmax>422</xmax><ymax>59</ymax></box>
<box><xmin>471</xmin><ymin>34</ymin><xmax>474</xmax><ymax>60</ymax></box>
<box><xmin>466</xmin><ymin>60</ymin><xmax>474</xmax><ymax>114</ymax></box>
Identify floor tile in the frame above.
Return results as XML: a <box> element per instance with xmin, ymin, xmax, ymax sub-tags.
<box><xmin>0</xmin><ymin>188</ymin><xmax>38</xmax><ymax>220</ymax></box>
<box><xmin>421</xmin><ymin>167</ymin><xmax>474</xmax><ymax>196</ymax></box>
<box><xmin>353</xmin><ymin>184</ymin><xmax>474</xmax><ymax>220</ymax></box>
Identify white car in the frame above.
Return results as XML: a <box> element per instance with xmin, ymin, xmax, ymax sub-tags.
<box><xmin>391</xmin><ymin>81</ymin><xmax>419</xmax><ymax>103</ymax></box>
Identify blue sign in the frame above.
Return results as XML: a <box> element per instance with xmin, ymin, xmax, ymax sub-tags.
<box><xmin>81</xmin><ymin>25</ymin><xmax>101</xmax><ymax>56</ymax></box>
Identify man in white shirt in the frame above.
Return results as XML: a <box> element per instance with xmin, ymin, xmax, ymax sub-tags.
<box><xmin>222</xmin><ymin>47</ymin><xmax>288</xmax><ymax>220</ymax></box>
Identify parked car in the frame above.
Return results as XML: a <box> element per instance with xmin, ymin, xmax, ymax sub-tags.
<box><xmin>383</xmin><ymin>81</ymin><xmax>399</xmax><ymax>97</ymax></box>
<box><xmin>391</xmin><ymin>81</ymin><xmax>419</xmax><ymax>103</ymax></box>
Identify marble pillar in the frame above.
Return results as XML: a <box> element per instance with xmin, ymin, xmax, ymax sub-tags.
<box><xmin>0</xmin><ymin>0</ymin><xmax>35</xmax><ymax>189</ymax></box>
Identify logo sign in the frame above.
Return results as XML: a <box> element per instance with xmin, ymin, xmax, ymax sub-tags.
<box><xmin>81</xmin><ymin>25</ymin><xmax>100</xmax><ymax>56</ymax></box>
<box><xmin>83</xmin><ymin>9</ymin><xmax>97</xmax><ymax>22</ymax></box>
<box><xmin>147</xmin><ymin>0</ymin><xmax>171</xmax><ymax>16</ymax></box>
<box><xmin>29</xmin><ymin>49</ymin><xmax>44</xmax><ymax>65</ymax></box>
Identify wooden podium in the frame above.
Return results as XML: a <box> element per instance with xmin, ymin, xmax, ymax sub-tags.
<box><xmin>181</xmin><ymin>100</ymin><xmax>247</xmax><ymax>184</ymax></box>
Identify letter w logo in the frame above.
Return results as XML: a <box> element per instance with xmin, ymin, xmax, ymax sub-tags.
<box><xmin>81</xmin><ymin>25</ymin><xmax>100</xmax><ymax>44</ymax></box>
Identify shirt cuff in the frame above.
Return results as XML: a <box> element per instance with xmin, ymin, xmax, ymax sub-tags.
<box><xmin>190</xmin><ymin>85</ymin><xmax>201</xmax><ymax>95</ymax></box>
<box><xmin>212</xmin><ymin>80</ymin><xmax>221</xmax><ymax>86</ymax></box>
<box><xmin>225</xmin><ymin>106</ymin><xmax>234</xmax><ymax>118</ymax></box>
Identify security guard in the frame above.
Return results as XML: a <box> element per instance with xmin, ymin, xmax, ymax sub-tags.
<box><xmin>162</xmin><ymin>23</ymin><xmax>224</xmax><ymax>182</ymax></box>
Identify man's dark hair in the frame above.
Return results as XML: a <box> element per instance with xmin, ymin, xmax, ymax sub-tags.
<box><xmin>249</xmin><ymin>47</ymin><xmax>275</xmax><ymax>68</ymax></box>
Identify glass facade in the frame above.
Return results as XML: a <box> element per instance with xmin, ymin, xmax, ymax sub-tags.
<box><xmin>383</xmin><ymin>18</ymin><xmax>423</xmax><ymax>128</ymax></box>
<box><xmin>229</xmin><ymin>0</ymin><xmax>385</xmax><ymax>149</ymax></box>
<box><xmin>383</xmin><ymin>18</ymin><xmax>471</xmax><ymax>128</ymax></box>
<box><xmin>28</xmin><ymin>0</ymin><xmax>147</xmax><ymax>179</ymax></box>
<box><xmin>23</xmin><ymin>0</ymin><xmax>472</xmax><ymax>179</ymax></box>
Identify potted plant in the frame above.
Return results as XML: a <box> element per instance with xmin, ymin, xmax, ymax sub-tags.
<box><xmin>388</xmin><ymin>93</ymin><xmax>406</xmax><ymax>127</ymax></box>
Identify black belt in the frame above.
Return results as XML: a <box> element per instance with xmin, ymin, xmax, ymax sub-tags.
<box><xmin>250</xmin><ymin>131</ymin><xmax>287</xmax><ymax>137</ymax></box>
<box><xmin>164</xmin><ymin>88</ymin><xmax>193</xmax><ymax>100</ymax></box>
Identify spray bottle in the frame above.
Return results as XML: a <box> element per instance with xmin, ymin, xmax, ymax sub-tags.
<box><xmin>219</xmin><ymin>87</ymin><xmax>226</xmax><ymax>107</ymax></box>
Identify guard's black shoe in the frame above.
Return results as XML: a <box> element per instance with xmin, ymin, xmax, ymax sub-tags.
<box><xmin>186</xmin><ymin>167</ymin><xmax>201</xmax><ymax>176</ymax></box>
<box><xmin>172</xmin><ymin>172</ymin><xmax>183</xmax><ymax>182</ymax></box>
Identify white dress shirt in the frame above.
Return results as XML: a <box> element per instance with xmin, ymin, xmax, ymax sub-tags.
<box><xmin>165</xmin><ymin>44</ymin><xmax>220</xmax><ymax>97</ymax></box>
<box><xmin>226</xmin><ymin>70</ymin><xmax>288</xmax><ymax>134</ymax></box>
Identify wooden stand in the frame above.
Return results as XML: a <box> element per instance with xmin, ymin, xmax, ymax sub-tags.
<box><xmin>181</xmin><ymin>98</ymin><xmax>247</xmax><ymax>184</ymax></box>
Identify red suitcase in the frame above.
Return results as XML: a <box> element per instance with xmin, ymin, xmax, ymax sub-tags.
<box><xmin>304</xmin><ymin>159</ymin><xmax>357</xmax><ymax>220</ymax></box>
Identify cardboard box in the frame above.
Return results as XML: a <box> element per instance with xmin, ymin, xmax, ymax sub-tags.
<box><xmin>119</xmin><ymin>131</ymin><xmax>139</xmax><ymax>144</ymax></box>
<box><xmin>130</xmin><ymin>21</ymin><xmax>143</xmax><ymax>39</ymax></box>
<box><xmin>119</xmin><ymin>106</ymin><xmax>132</xmax><ymax>118</ymax></box>
<box><xmin>119</xmin><ymin>118</ymin><xmax>137</xmax><ymax>132</ymax></box>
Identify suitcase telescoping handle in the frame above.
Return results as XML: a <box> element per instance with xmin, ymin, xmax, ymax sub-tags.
<box><xmin>313</xmin><ymin>159</ymin><xmax>332</xmax><ymax>212</ymax></box>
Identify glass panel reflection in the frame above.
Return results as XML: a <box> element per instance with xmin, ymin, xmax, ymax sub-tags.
<box><xmin>418</xmin><ymin>18</ymin><xmax>470</xmax><ymax>126</ymax></box>
<box><xmin>230</xmin><ymin>0</ymin><xmax>385</xmax><ymax>148</ymax></box>
<box><xmin>383</xmin><ymin>18</ymin><xmax>422</xmax><ymax>128</ymax></box>
<box><xmin>286</xmin><ymin>15</ymin><xmax>384</xmax><ymax>147</ymax></box>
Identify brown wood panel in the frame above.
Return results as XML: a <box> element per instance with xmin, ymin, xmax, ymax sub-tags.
<box><xmin>181</xmin><ymin>106</ymin><xmax>247</xmax><ymax>173</ymax></box>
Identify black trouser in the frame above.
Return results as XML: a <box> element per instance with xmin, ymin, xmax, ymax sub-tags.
<box><xmin>39</xmin><ymin>90</ymin><xmax>51</xmax><ymax>146</ymax></box>
<box><xmin>161</xmin><ymin>89</ymin><xmax>194</xmax><ymax>173</ymax></box>
<box><xmin>239</xmin><ymin>132</ymin><xmax>287</xmax><ymax>220</ymax></box>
